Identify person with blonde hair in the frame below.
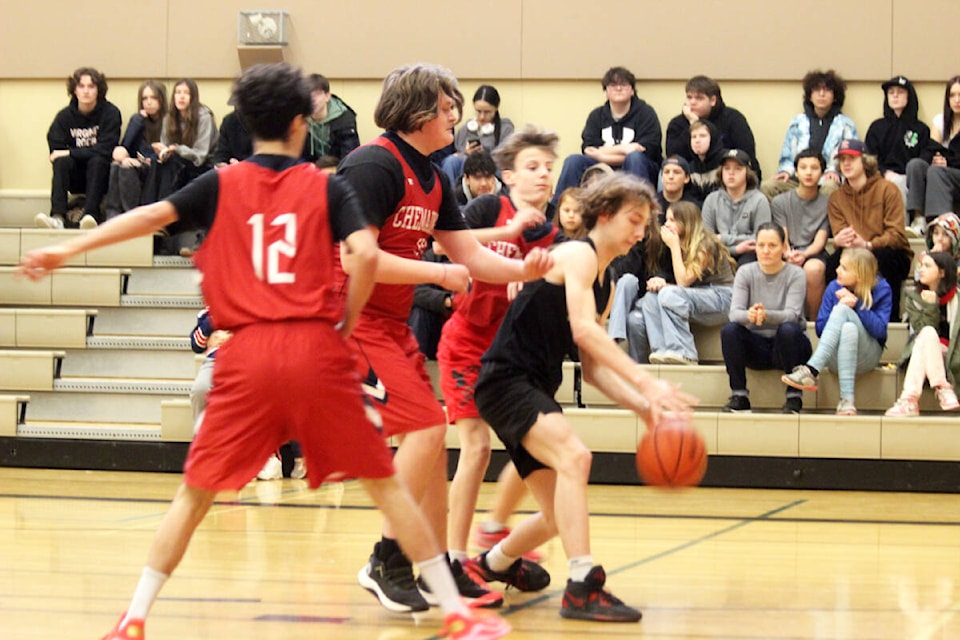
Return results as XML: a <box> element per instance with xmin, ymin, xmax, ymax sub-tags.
<box><xmin>783</xmin><ymin>248</ymin><xmax>892</xmax><ymax>415</ymax></box>
<box><xmin>627</xmin><ymin>200</ymin><xmax>736</xmax><ymax>364</ymax></box>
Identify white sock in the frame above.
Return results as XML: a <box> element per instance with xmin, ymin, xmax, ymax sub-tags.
<box><xmin>449</xmin><ymin>549</ymin><xmax>468</xmax><ymax>564</ymax></box>
<box><xmin>481</xmin><ymin>521</ymin><xmax>506</xmax><ymax>534</ymax></box>
<box><xmin>568</xmin><ymin>555</ymin><xmax>594</xmax><ymax>582</ymax></box>
<box><xmin>123</xmin><ymin>566</ymin><xmax>169</xmax><ymax>624</ymax></box>
<box><xmin>418</xmin><ymin>554</ymin><xmax>468</xmax><ymax>616</ymax></box>
<box><xmin>485</xmin><ymin>542</ymin><xmax>518</xmax><ymax>573</ymax></box>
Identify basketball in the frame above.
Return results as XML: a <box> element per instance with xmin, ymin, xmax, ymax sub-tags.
<box><xmin>636</xmin><ymin>415</ymin><xmax>707</xmax><ymax>487</ymax></box>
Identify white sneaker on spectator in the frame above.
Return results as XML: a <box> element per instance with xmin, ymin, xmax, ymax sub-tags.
<box><xmin>291</xmin><ymin>457</ymin><xmax>307</xmax><ymax>479</ymax></box>
<box><xmin>35</xmin><ymin>213</ymin><xmax>64</xmax><ymax>229</ymax></box>
<box><xmin>79</xmin><ymin>215</ymin><xmax>98</xmax><ymax>230</ymax></box>
<box><xmin>256</xmin><ymin>453</ymin><xmax>283</xmax><ymax>480</ymax></box>
<box><xmin>905</xmin><ymin>216</ymin><xmax>926</xmax><ymax>238</ymax></box>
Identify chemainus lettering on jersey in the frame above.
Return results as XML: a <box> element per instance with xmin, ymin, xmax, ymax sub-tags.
<box><xmin>485</xmin><ymin>239</ymin><xmax>522</xmax><ymax>259</ymax></box>
<box><xmin>391</xmin><ymin>205</ymin><xmax>439</xmax><ymax>233</ymax></box>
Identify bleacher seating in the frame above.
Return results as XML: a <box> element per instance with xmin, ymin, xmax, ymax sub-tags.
<box><xmin>2</xmin><ymin>224</ymin><xmax>959</xmax><ymax>488</ymax></box>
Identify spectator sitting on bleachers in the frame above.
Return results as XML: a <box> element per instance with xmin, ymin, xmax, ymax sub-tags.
<box><xmin>553</xmin><ymin>187</ymin><xmax>586</xmax><ymax>240</ymax></box>
<box><xmin>865</xmin><ymin>76</ymin><xmax>931</xmax><ymax>235</ymax></box>
<box><xmin>407</xmin><ymin>243</ymin><xmax>455</xmax><ymax>360</ymax></box>
<box><xmin>686</xmin><ymin>119</ymin><xmax>724</xmax><ymax>202</ymax></box>
<box><xmin>454</xmin><ymin>149</ymin><xmax>502</xmax><ymax>208</ymax></box>
<box><xmin>441</xmin><ymin>84</ymin><xmax>514</xmax><ymax>186</ymax></box>
<box><xmin>300</xmin><ymin>73</ymin><xmax>360</xmax><ymax>165</ymax></box>
<box><xmin>211</xmin><ymin>108</ymin><xmax>252</xmax><ymax>167</ymax></box>
<box><xmin>626</xmin><ymin>201</ymin><xmax>735</xmax><ymax>365</ymax></box>
<box><xmin>189</xmin><ymin>307</ymin><xmax>306</xmax><ymax>480</ymax></box>
<box><xmin>103</xmin><ymin>80</ymin><xmax>167</xmax><ymax>221</ymax></box>
<box><xmin>144</xmin><ymin>78</ymin><xmax>218</xmax><ymax>255</ymax></box>
<box><xmin>552</xmin><ymin>66</ymin><xmax>662</xmax><ymax>201</ymax></box>
<box><xmin>656</xmin><ymin>155</ymin><xmax>699</xmax><ymax>217</ymax></box>
<box><xmin>762</xmin><ymin>69</ymin><xmax>857</xmax><ymax>201</ymax></box>
<box><xmin>783</xmin><ymin>247</ymin><xmax>892</xmax><ymax>416</ymax></box>
<box><xmin>772</xmin><ymin>148</ymin><xmax>831</xmax><ymax>318</ymax></box>
<box><xmin>38</xmin><ymin>67</ymin><xmax>122</xmax><ymax>230</ymax></box>
<box><xmin>916</xmin><ymin>213</ymin><xmax>960</xmax><ymax>282</ymax></box>
<box><xmin>905</xmin><ymin>76</ymin><xmax>960</xmax><ymax>235</ymax></box>
<box><xmin>606</xmin><ymin>198</ymin><xmax>672</xmax><ymax>354</ymax></box>
<box><xmin>702</xmin><ymin>149</ymin><xmax>771</xmax><ymax>265</ymax></box>
<box><xmin>826</xmin><ymin>138</ymin><xmax>912</xmax><ymax>323</ymax></box>
<box><xmin>665</xmin><ymin>74</ymin><xmax>760</xmax><ymax>179</ymax></box>
<box><xmin>886</xmin><ymin>252</ymin><xmax>960</xmax><ymax>416</ymax></box>
<box><xmin>720</xmin><ymin>223</ymin><xmax>811</xmax><ymax>414</ymax></box>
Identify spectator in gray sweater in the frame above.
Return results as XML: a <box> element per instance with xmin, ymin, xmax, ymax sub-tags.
<box><xmin>720</xmin><ymin>223</ymin><xmax>811</xmax><ymax>413</ymax></box>
<box><xmin>702</xmin><ymin>149</ymin><xmax>771</xmax><ymax>265</ymax></box>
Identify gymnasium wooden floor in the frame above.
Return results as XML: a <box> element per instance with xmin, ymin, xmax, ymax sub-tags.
<box><xmin>4</xmin><ymin>467</ymin><xmax>960</xmax><ymax>639</ymax></box>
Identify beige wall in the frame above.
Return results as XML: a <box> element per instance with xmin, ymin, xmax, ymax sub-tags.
<box><xmin>1</xmin><ymin>0</ymin><xmax>959</xmax><ymax>195</ymax></box>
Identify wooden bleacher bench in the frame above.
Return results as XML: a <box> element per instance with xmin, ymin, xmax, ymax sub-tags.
<box><xmin>0</xmin><ymin>229</ymin><xmax>153</xmax><ymax>268</ymax></box>
<box><xmin>0</xmin><ymin>394</ymin><xmax>28</xmax><ymax>437</ymax></box>
<box><xmin>0</xmin><ymin>308</ymin><xmax>96</xmax><ymax>348</ymax></box>
<box><xmin>0</xmin><ymin>350</ymin><xmax>63</xmax><ymax>391</ymax></box>
<box><xmin>0</xmin><ymin>266</ymin><xmax>129</xmax><ymax>306</ymax></box>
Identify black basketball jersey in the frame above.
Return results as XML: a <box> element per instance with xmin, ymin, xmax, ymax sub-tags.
<box><xmin>481</xmin><ymin>238</ymin><xmax>609</xmax><ymax>394</ymax></box>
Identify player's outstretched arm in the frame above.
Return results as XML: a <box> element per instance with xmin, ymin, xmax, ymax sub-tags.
<box><xmin>18</xmin><ymin>202</ymin><xmax>178</xmax><ymax>281</ymax></box>
<box><xmin>436</xmin><ymin>228</ymin><xmax>553</xmax><ymax>284</ymax></box>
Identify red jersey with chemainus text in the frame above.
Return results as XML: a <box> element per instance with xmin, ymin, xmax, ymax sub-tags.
<box><xmin>334</xmin><ymin>136</ymin><xmax>443</xmax><ymax>322</ymax></box>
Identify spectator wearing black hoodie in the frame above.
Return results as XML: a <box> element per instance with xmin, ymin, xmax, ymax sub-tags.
<box><xmin>40</xmin><ymin>67</ymin><xmax>122</xmax><ymax>229</ymax></box>
<box><xmin>301</xmin><ymin>73</ymin><xmax>360</xmax><ymax>165</ymax></box>
<box><xmin>665</xmin><ymin>75</ymin><xmax>760</xmax><ymax>179</ymax></box>
<box><xmin>212</xmin><ymin>110</ymin><xmax>253</xmax><ymax>167</ymax></box>
<box><xmin>687</xmin><ymin>119</ymin><xmax>726</xmax><ymax>201</ymax></box>
<box><xmin>865</xmin><ymin>75</ymin><xmax>931</xmax><ymax>234</ymax></box>
<box><xmin>552</xmin><ymin>66</ymin><xmax>661</xmax><ymax>201</ymax></box>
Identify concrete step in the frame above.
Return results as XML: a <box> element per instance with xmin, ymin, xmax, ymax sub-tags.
<box><xmin>21</xmin><ymin>389</ymin><xmax>185</xmax><ymax>424</ymax></box>
<box><xmin>125</xmin><ymin>266</ymin><xmax>201</xmax><ymax>296</ymax></box>
<box><xmin>93</xmin><ymin>306</ymin><xmax>202</xmax><ymax>336</ymax></box>
<box><xmin>60</xmin><ymin>347</ymin><xmax>196</xmax><ymax>380</ymax></box>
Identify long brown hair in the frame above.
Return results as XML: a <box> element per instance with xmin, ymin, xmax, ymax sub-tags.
<box><xmin>138</xmin><ymin>80</ymin><xmax>167</xmax><ymax>145</ymax></box>
<box><xmin>670</xmin><ymin>201</ymin><xmax>735</xmax><ymax>281</ymax></box>
<box><xmin>165</xmin><ymin>78</ymin><xmax>204</xmax><ymax>146</ymax></box>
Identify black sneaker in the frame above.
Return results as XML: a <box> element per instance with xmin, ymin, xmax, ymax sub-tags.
<box><xmin>417</xmin><ymin>559</ymin><xmax>504</xmax><ymax>609</ymax></box>
<box><xmin>470</xmin><ymin>551</ymin><xmax>550</xmax><ymax>592</ymax></box>
<box><xmin>722</xmin><ymin>395</ymin><xmax>751</xmax><ymax>413</ymax></box>
<box><xmin>357</xmin><ymin>543</ymin><xmax>429</xmax><ymax>613</ymax></box>
<box><xmin>560</xmin><ymin>565</ymin><xmax>642</xmax><ymax>622</ymax></box>
<box><xmin>781</xmin><ymin>396</ymin><xmax>802</xmax><ymax>414</ymax></box>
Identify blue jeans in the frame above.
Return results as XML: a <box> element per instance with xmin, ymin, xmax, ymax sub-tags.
<box><xmin>720</xmin><ymin>322</ymin><xmax>812</xmax><ymax>394</ymax></box>
<box><xmin>807</xmin><ymin>304</ymin><xmax>883</xmax><ymax>399</ymax></box>
<box><xmin>552</xmin><ymin>152</ymin><xmax>658</xmax><ymax>203</ymax></box>
<box><xmin>607</xmin><ymin>274</ymin><xmax>639</xmax><ymax>342</ymax></box>
<box><xmin>630</xmin><ymin>285</ymin><xmax>733</xmax><ymax>362</ymax></box>
<box><xmin>441</xmin><ymin>154</ymin><xmax>465</xmax><ymax>186</ymax></box>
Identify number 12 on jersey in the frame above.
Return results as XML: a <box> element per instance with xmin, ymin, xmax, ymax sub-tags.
<box><xmin>248</xmin><ymin>213</ymin><xmax>296</xmax><ymax>284</ymax></box>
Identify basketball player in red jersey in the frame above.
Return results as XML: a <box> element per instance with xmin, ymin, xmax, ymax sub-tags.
<box><xmin>439</xmin><ymin>126</ymin><xmax>561</xmax><ymax>593</ymax></box>
<box><xmin>18</xmin><ymin>63</ymin><xmax>510</xmax><ymax>640</ymax></box>
<box><xmin>337</xmin><ymin>64</ymin><xmax>553</xmax><ymax>612</ymax></box>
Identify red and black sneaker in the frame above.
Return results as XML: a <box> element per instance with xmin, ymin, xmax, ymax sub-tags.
<box><xmin>417</xmin><ymin>559</ymin><xmax>504</xmax><ymax>609</ymax></box>
<box><xmin>560</xmin><ymin>565</ymin><xmax>641</xmax><ymax>622</ymax></box>
<box><xmin>469</xmin><ymin>551</ymin><xmax>550</xmax><ymax>592</ymax></box>
<box><xmin>101</xmin><ymin>613</ymin><xmax>146</xmax><ymax>639</ymax></box>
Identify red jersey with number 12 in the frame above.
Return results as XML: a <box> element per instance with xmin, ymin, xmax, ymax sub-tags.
<box><xmin>193</xmin><ymin>162</ymin><xmax>341</xmax><ymax>329</ymax></box>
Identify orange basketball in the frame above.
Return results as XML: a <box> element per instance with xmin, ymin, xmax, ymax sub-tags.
<box><xmin>636</xmin><ymin>415</ymin><xmax>707</xmax><ymax>487</ymax></box>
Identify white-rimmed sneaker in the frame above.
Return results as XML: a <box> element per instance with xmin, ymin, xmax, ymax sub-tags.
<box><xmin>35</xmin><ymin>213</ymin><xmax>64</xmax><ymax>229</ymax></box>
<box><xmin>256</xmin><ymin>453</ymin><xmax>282</xmax><ymax>480</ymax></box>
<box><xmin>79</xmin><ymin>215</ymin><xmax>98</xmax><ymax>230</ymax></box>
